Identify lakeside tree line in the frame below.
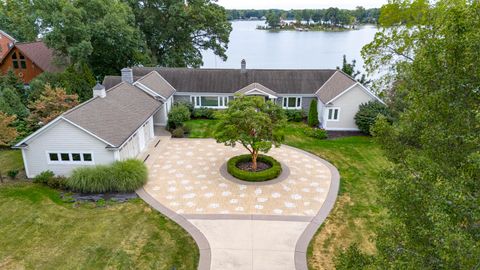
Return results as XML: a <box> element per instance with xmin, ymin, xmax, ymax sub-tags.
<box><xmin>227</xmin><ymin>7</ymin><xmax>380</xmax><ymax>25</ymax></box>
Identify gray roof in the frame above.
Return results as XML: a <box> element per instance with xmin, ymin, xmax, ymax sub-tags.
<box><xmin>236</xmin><ymin>83</ymin><xmax>278</xmax><ymax>97</ymax></box>
<box><xmin>135</xmin><ymin>71</ymin><xmax>176</xmax><ymax>99</ymax></box>
<box><xmin>104</xmin><ymin>67</ymin><xmax>338</xmax><ymax>95</ymax></box>
<box><xmin>63</xmin><ymin>82</ymin><xmax>161</xmax><ymax>147</ymax></box>
<box><xmin>315</xmin><ymin>71</ymin><xmax>357</xmax><ymax>103</ymax></box>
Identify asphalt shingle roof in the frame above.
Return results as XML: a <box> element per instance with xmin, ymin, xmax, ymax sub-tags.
<box><xmin>63</xmin><ymin>82</ymin><xmax>161</xmax><ymax>147</ymax></box>
<box><xmin>315</xmin><ymin>71</ymin><xmax>357</xmax><ymax>103</ymax></box>
<box><xmin>15</xmin><ymin>41</ymin><xmax>65</xmax><ymax>73</ymax></box>
<box><xmin>135</xmin><ymin>71</ymin><xmax>176</xmax><ymax>99</ymax></box>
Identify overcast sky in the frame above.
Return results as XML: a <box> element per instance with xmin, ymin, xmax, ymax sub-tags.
<box><xmin>216</xmin><ymin>0</ymin><xmax>387</xmax><ymax>10</ymax></box>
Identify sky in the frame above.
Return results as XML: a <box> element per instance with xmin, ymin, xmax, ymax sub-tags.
<box><xmin>216</xmin><ymin>0</ymin><xmax>387</xmax><ymax>10</ymax></box>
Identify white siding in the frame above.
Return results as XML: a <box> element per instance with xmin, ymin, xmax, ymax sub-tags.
<box><xmin>22</xmin><ymin>119</ymin><xmax>115</xmax><ymax>178</ymax></box>
<box><xmin>324</xmin><ymin>85</ymin><xmax>375</xmax><ymax>131</ymax></box>
<box><xmin>119</xmin><ymin>116</ymin><xmax>155</xmax><ymax>160</ymax></box>
<box><xmin>154</xmin><ymin>104</ymin><xmax>166</xmax><ymax>125</ymax></box>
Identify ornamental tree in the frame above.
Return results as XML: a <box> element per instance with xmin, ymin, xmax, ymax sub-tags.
<box><xmin>0</xmin><ymin>112</ymin><xmax>17</xmax><ymax>146</ymax></box>
<box><xmin>215</xmin><ymin>95</ymin><xmax>287</xmax><ymax>171</ymax></box>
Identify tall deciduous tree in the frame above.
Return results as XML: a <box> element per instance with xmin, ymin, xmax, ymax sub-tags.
<box><xmin>0</xmin><ymin>0</ymin><xmax>39</xmax><ymax>42</ymax></box>
<box><xmin>127</xmin><ymin>0</ymin><xmax>232</xmax><ymax>68</ymax></box>
<box><xmin>266</xmin><ymin>11</ymin><xmax>281</xmax><ymax>29</ymax></box>
<box><xmin>27</xmin><ymin>85</ymin><xmax>79</xmax><ymax>129</ymax></box>
<box><xmin>0</xmin><ymin>112</ymin><xmax>17</xmax><ymax>146</ymax></box>
<box><xmin>36</xmin><ymin>0</ymin><xmax>148</xmax><ymax>76</ymax></box>
<box><xmin>338</xmin><ymin>1</ymin><xmax>480</xmax><ymax>269</ymax></box>
<box><xmin>215</xmin><ymin>95</ymin><xmax>286</xmax><ymax>171</ymax></box>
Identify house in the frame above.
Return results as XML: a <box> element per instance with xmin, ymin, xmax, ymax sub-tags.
<box><xmin>15</xmin><ymin>62</ymin><xmax>381</xmax><ymax>178</ymax></box>
<box><xmin>0</xmin><ymin>30</ymin><xmax>16</xmax><ymax>60</ymax></box>
<box><xmin>0</xmin><ymin>41</ymin><xmax>65</xmax><ymax>84</ymax></box>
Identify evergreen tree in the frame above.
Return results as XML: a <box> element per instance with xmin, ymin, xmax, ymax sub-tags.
<box><xmin>307</xmin><ymin>99</ymin><xmax>319</xmax><ymax>127</ymax></box>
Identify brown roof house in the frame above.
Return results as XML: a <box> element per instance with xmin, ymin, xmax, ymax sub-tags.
<box><xmin>0</xmin><ymin>30</ymin><xmax>16</xmax><ymax>59</ymax></box>
<box><xmin>0</xmin><ymin>40</ymin><xmax>65</xmax><ymax>83</ymax></box>
<box><xmin>15</xmin><ymin>61</ymin><xmax>381</xmax><ymax>177</ymax></box>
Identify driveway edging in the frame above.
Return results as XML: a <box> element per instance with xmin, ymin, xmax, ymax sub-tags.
<box><xmin>136</xmin><ymin>188</ymin><xmax>212</xmax><ymax>270</ymax></box>
<box><xmin>282</xmin><ymin>145</ymin><xmax>341</xmax><ymax>270</ymax></box>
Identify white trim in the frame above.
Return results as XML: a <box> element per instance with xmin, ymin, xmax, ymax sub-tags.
<box><xmin>282</xmin><ymin>96</ymin><xmax>302</xmax><ymax>110</ymax></box>
<box><xmin>21</xmin><ymin>148</ymin><xmax>30</xmax><ymax>178</ymax></box>
<box><xmin>117</xmin><ymin>115</ymin><xmax>155</xmax><ymax>150</ymax></box>
<box><xmin>326</xmin><ymin>83</ymin><xmax>384</xmax><ymax>105</ymax></box>
<box><xmin>191</xmin><ymin>95</ymin><xmax>229</xmax><ymax>109</ymax></box>
<box><xmin>243</xmin><ymin>88</ymin><xmax>278</xmax><ymax>99</ymax></box>
<box><xmin>133</xmin><ymin>81</ymin><xmax>167</xmax><ymax>101</ymax></box>
<box><xmin>325</xmin><ymin>127</ymin><xmax>360</xmax><ymax>131</ymax></box>
<box><xmin>326</xmin><ymin>107</ymin><xmax>341</xmax><ymax>121</ymax></box>
<box><xmin>113</xmin><ymin>150</ymin><xmax>120</xmax><ymax>161</ymax></box>
<box><xmin>46</xmin><ymin>151</ymin><xmax>95</xmax><ymax>165</ymax></box>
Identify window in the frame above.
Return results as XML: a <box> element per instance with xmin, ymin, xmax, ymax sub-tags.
<box><xmin>282</xmin><ymin>97</ymin><xmax>302</xmax><ymax>109</ymax></box>
<box><xmin>327</xmin><ymin>108</ymin><xmax>340</xmax><ymax>121</ymax></box>
<box><xmin>11</xmin><ymin>52</ymin><xmax>26</xmax><ymax>69</ymax></box>
<box><xmin>191</xmin><ymin>96</ymin><xmax>229</xmax><ymax>108</ymax></box>
<box><xmin>47</xmin><ymin>152</ymin><xmax>94</xmax><ymax>164</ymax></box>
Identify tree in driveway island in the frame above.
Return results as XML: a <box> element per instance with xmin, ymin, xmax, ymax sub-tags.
<box><xmin>214</xmin><ymin>95</ymin><xmax>287</xmax><ymax>171</ymax></box>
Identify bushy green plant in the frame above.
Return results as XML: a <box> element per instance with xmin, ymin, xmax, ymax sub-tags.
<box><xmin>167</xmin><ymin>104</ymin><xmax>191</xmax><ymax>130</ymax></box>
<box><xmin>284</xmin><ymin>109</ymin><xmax>305</xmax><ymax>122</ymax></box>
<box><xmin>171</xmin><ymin>127</ymin><xmax>185</xmax><ymax>138</ymax></box>
<box><xmin>47</xmin><ymin>176</ymin><xmax>67</xmax><ymax>190</ymax></box>
<box><xmin>227</xmin><ymin>154</ymin><xmax>282</xmax><ymax>182</ymax></box>
<box><xmin>33</xmin><ymin>170</ymin><xmax>55</xmax><ymax>184</ymax></box>
<box><xmin>307</xmin><ymin>99</ymin><xmax>320</xmax><ymax>127</ymax></box>
<box><xmin>67</xmin><ymin>159</ymin><xmax>147</xmax><ymax>193</ymax></box>
<box><xmin>192</xmin><ymin>107</ymin><xmax>216</xmax><ymax>119</ymax></box>
<box><xmin>303</xmin><ymin>127</ymin><xmax>328</xmax><ymax>139</ymax></box>
<box><xmin>174</xmin><ymin>101</ymin><xmax>194</xmax><ymax>114</ymax></box>
<box><xmin>354</xmin><ymin>101</ymin><xmax>390</xmax><ymax>135</ymax></box>
<box><xmin>7</xmin><ymin>170</ymin><xmax>19</xmax><ymax>179</ymax></box>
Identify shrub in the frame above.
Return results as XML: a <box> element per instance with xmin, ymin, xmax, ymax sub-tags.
<box><xmin>174</xmin><ymin>101</ymin><xmax>194</xmax><ymax>113</ymax></box>
<box><xmin>354</xmin><ymin>101</ymin><xmax>390</xmax><ymax>135</ymax></box>
<box><xmin>303</xmin><ymin>127</ymin><xmax>328</xmax><ymax>139</ymax></box>
<box><xmin>307</xmin><ymin>99</ymin><xmax>320</xmax><ymax>127</ymax></box>
<box><xmin>167</xmin><ymin>104</ymin><xmax>191</xmax><ymax>130</ymax></box>
<box><xmin>171</xmin><ymin>127</ymin><xmax>185</xmax><ymax>138</ymax></box>
<box><xmin>7</xmin><ymin>170</ymin><xmax>19</xmax><ymax>179</ymax></box>
<box><xmin>192</xmin><ymin>107</ymin><xmax>216</xmax><ymax>119</ymax></box>
<box><xmin>33</xmin><ymin>170</ymin><xmax>55</xmax><ymax>184</ymax></box>
<box><xmin>227</xmin><ymin>154</ymin><xmax>282</xmax><ymax>182</ymax></box>
<box><xmin>67</xmin><ymin>159</ymin><xmax>147</xmax><ymax>193</ymax></box>
<box><xmin>284</xmin><ymin>109</ymin><xmax>305</xmax><ymax>122</ymax></box>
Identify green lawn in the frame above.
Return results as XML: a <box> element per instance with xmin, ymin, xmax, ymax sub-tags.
<box><xmin>0</xmin><ymin>183</ymin><xmax>199</xmax><ymax>269</ymax></box>
<box><xmin>184</xmin><ymin>119</ymin><xmax>219</xmax><ymax>138</ymax></box>
<box><xmin>0</xmin><ymin>150</ymin><xmax>23</xmax><ymax>172</ymax></box>
<box><xmin>0</xmin><ymin>149</ymin><xmax>199</xmax><ymax>269</ymax></box>
<box><xmin>182</xmin><ymin>120</ymin><xmax>389</xmax><ymax>269</ymax></box>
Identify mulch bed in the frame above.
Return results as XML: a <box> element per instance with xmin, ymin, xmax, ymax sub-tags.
<box><xmin>61</xmin><ymin>192</ymin><xmax>138</xmax><ymax>203</ymax></box>
<box><xmin>236</xmin><ymin>161</ymin><xmax>272</xmax><ymax>172</ymax></box>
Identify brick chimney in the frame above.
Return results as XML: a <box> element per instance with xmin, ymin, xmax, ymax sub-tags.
<box><xmin>93</xmin><ymin>83</ymin><xmax>106</xmax><ymax>98</ymax></box>
<box><xmin>121</xmin><ymin>67</ymin><xmax>133</xmax><ymax>83</ymax></box>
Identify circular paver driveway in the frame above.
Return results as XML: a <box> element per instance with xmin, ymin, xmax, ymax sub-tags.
<box><xmin>140</xmin><ymin>137</ymin><xmax>339</xmax><ymax>270</ymax></box>
<box><xmin>144</xmin><ymin>139</ymin><xmax>332</xmax><ymax>216</ymax></box>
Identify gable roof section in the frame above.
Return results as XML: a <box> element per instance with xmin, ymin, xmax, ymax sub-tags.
<box><xmin>315</xmin><ymin>71</ymin><xmax>357</xmax><ymax>104</ymax></box>
<box><xmin>104</xmin><ymin>68</ymin><xmax>337</xmax><ymax>94</ymax></box>
<box><xmin>134</xmin><ymin>71</ymin><xmax>176</xmax><ymax>99</ymax></box>
<box><xmin>235</xmin><ymin>82</ymin><xmax>278</xmax><ymax>97</ymax></box>
<box><xmin>62</xmin><ymin>82</ymin><xmax>161</xmax><ymax>147</ymax></box>
<box><xmin>14</xmin><ymin>41</ymin><xmax>64</xmax><ymax>73</ymax></box>
<box><xmin>0</xmin><ymin>30</ymin><xmax>16</xmax><ymax>42</ymax></box>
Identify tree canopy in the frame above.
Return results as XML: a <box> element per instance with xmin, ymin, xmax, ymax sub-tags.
<box><xmin>338</xmin><ymin>0</ymin><xmax>480</xmax><ymax>268</ymax></box>
<box><xmin>215</xmin><ymin>95</ymin><xmax>286</xmax><ymax>171</ymax></box>
<box><xmin>0</xmin><ymin>112</ymin><xmax>17</xmax><ymax>147</ymax></box>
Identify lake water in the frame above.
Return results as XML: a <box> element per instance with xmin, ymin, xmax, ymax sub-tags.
<box><xmin>202</xmin><ymin>21</ymin><xmax>379</xmax><ymax>72</ymax></box>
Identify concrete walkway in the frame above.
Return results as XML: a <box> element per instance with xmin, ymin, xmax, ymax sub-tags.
<box><xmin>138</xmin><ymin>136</ymin><xmax>339</xmax><ymax>270</ymax></box>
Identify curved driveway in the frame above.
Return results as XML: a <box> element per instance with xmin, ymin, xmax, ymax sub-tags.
<box><xmin>138</xmin><ymin>137</ymin><xmax>339</xmax><ymax>270</ymax></box>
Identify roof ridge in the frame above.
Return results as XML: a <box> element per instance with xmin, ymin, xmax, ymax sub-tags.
<box><xmin>134</xmin><ymin>67</ymin><xmax>339</xmax><ymax>72</ymax></box>
<box><xmin>15</xmin><ymin>40</ymin><xmax>44</xmax><ymax>45</ymax></box>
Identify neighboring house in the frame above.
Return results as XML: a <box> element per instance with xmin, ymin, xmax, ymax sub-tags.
<box><xmin>0</xmin><ymin>30</ymin><xmax>16</xmax><ymax>60</ymax></box>
<box><xmin>0</xmin><ymin>41</ymin><xmax>65</xmax><ymax>84</ymax></box>
<box><xmin>15</xmin><ymin>62</ymin><xmax>381</xmax><ymax>177</ymax></box>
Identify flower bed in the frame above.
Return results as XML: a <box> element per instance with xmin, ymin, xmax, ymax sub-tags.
<box><xmin>227</xmin><ymin>154</ymin><xmax>282</xmax><ymax>182</ymax></box>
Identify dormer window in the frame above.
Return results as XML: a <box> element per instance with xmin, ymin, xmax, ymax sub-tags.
<box><xmin>12</xmin><ymin>52</ymin><xmax>26</xmax><ymax>69</ymax></box>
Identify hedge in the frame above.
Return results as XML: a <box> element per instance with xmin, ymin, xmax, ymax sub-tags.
<box><xmin>227</xmin><ymin>154</ymin><xmax>282</xmax><ymax>182</ymax></box>
<box><xmin>66</xmin><ymin>159</ymin><xmax>148</xmax><ymax>193</ymax></box>
<box><xmin>354</xmin><ymin>101</ymin><xmax>391</xmax><ymax>135</ymax></box>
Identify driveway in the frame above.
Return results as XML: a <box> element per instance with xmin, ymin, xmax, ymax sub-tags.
<box><xmin>138</xmin><ymin>136</ymin><xmax>339</xmax><ymax>270</ymax></box>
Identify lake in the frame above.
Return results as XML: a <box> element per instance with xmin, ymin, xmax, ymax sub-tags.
<box><xmin>202</xmin><ymin>20</ymin><xmax>379</xmax><ymax>72</ymax></box>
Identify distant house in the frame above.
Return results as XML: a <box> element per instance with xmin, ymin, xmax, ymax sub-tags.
<box><xmin>15</xmin><ymin>61</ymin><xmax>382</xmax><ymax>178</ymax></box>
<box><xmin>0</xmin><ymin>41</ymin><xmax>65</xmax><ymax>84</ymax></box>
<box><xmin>0</xmin><ymin>30</ymin><xmax>16</xmax><ymax>60</ymax></box>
